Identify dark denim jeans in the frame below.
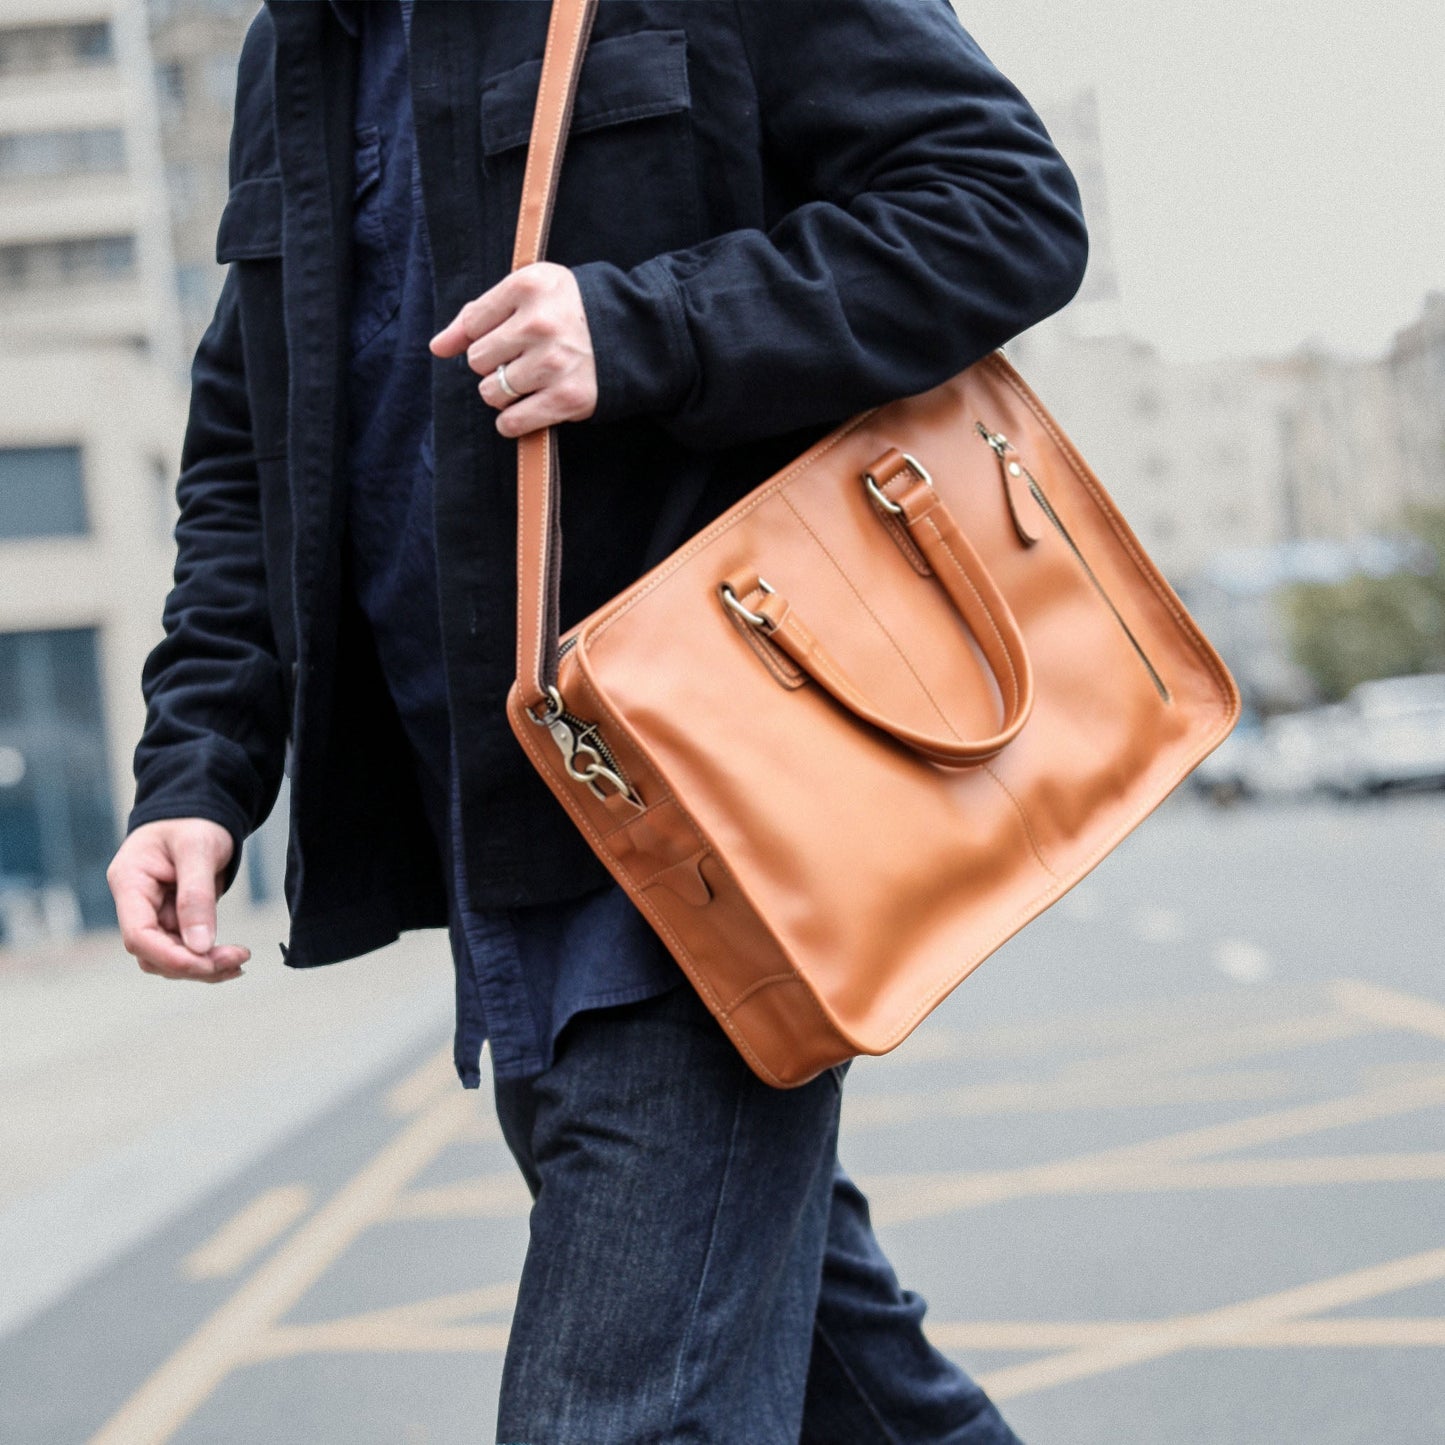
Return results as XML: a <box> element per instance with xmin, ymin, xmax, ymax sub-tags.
<box><xmin>492</xmin><ymin>983</ymin><xmax>1020</xmax><ymax>1444</ymax></box>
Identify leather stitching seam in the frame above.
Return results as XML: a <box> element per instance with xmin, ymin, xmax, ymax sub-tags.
<box><xmin>779</xmin><ymin>491</ymin><xmax>959</xmax><ymax>740</ymax></box>
<box><xmin>982</xmin><ymin>762</ymin><xmax>1059</xmax><ymax>879</ymax></box>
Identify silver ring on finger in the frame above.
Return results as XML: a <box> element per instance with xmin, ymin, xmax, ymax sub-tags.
<box><xmin>495</xmin><ymin>359</ymin><xmax>520</xmax><ymax>399</ymax></box>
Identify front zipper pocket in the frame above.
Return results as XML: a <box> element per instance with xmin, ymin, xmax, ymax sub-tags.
<box><xmin>977</xmin><ymin>424</ymin><xmax>1171</xmax><ymax>703</ymax></box>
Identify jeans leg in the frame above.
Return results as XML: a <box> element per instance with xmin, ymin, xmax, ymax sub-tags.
<box><xmin>492</xmin><ymin>985</ymin><xmax>843</xmax><ymax>1445</ymax></box>
<box><xmin>800</xmin><ymin>1161</ymin><xmax>1021</xmax><ymax>1444</ymax></box>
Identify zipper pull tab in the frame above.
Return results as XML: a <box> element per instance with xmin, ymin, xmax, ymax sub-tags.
<box><xmin>975</xmin><ymin>422</ymin><xmax>1042</xmax><ymax>547</ymax></box>
<box><xmin>543</xmin><ymin>713</ymin><xmax>583</xmax><ymax>772</ymax></box>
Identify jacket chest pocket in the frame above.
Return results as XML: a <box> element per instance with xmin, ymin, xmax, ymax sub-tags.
<box><xmin>216</xmin><ymin>174</ymin><xmax>289</xmax><ymax>462</ymax></box>
<box><xmin>480</xmin><ymin>26</ymin><xmax>703</xmax><ymax>270</ymax></box>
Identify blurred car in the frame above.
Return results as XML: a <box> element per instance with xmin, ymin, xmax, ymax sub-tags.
<box><xmin>1190</xmin><ymin>703</ymin><xmax>1355</xmax><ymax>804</ymax></box>
<box><xmin>1190</xmin><ymin>710</ymin><xmax>1262</xmax><ymax>805</ymax></box>
<box><xmin>1329</xmin><ymin>673</ymin><xmax>1445</xmax><ymax>797</ymax></box>
<box><xmin>1251</xmin><ymin>704</ymin><xmax>1356</xmax><ymax>800</ymax></box>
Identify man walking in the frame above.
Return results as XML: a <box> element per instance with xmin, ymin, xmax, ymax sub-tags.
<box><xmin>108</xmin><ymin>2</ymin><xmax>1087</xmax><ymax>1438</ymax></box>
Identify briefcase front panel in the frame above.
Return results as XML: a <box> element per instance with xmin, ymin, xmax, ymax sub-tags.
<box><xmin>507</xmin><ymin>351</ymin><xmax>1240</xmax><ymax>1087</ymax></box>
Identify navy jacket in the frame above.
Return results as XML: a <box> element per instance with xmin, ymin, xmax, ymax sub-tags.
<box><xmin>126</xmin><ymin>0</ymin><xmax>1089</xmax><ymax>970</ymax></box>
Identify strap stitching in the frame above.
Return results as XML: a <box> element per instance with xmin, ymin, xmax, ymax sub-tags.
<box><xmin>919</xmin><ymin>512</ymin><xmax>1020</xmax><ymax>716</ymax></box>
<box><xmin>517</xmin><ymin>0</ymin><xmax>592</xmax><ymax>702</ymax></box>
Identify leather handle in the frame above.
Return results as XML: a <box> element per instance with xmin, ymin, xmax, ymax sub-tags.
<box><xmin>514</xmin><ymin>0</ymin><xmax>599</xmax><ymax>716</ymax></box>
<box><xmin>747</xmin><ymin>485</ymin><xmax>1035</xmax><ymax>768</ymax></box>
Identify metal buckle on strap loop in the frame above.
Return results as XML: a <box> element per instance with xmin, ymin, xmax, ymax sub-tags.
<box><xmin>863</xmin><ymin>451</ymin><xmax>933</xmax><ymax>515</ymax></box>
<box><xmin>719</xmin><ymin>577</ymin><xmax>776</xmax><ymax>630</ymax></box>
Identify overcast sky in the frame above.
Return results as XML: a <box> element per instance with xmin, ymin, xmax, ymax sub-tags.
<box><xmin>956</xmin><ymin>0</ymin><xmax>1445</xmax><ymax>365</ymax></box>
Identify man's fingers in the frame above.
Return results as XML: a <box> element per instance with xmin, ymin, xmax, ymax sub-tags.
<box><xmin>494</xmin><ymin>368</ymin><xmax>597</xmax><ymax>437</ymax></box>
<box><xmin>429</xmin><ymin>275</ymin><xmax>519</xmax><ymax>358</ymax></box>
<box><xmin>173</xmin><ymin>835</ymin><xmax>222</xmax><ymax>954</ymax></box>
<box><xmin>431</xmin><ymin>264</ymin><xmax>566</xmax><ymax>358</ymax></box>
<box><xmin>119</xmin><ymin>876</ymin><xmax>246</xmax><ymax>979</ymax></box>
<box><xmin>108</xmin><ymin>820</ymin><xmax>246</xmax><ymax>982</ymax></box>
<box><xmin>112</xmin><ymin>861</ymin><xmax>166</xmax><ymax>958</ymax></box>
<box><xmin>493</xmin><ymin>392</ymin><xmax>568</xmax><ymax>439</ymax></box>
<box><xmin>124</xmin><ymin>923</ymin><xmax>248</xmax><ymax>979</ymax></box>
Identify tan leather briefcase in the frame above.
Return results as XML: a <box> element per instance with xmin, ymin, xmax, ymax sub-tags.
<box><xmin>505</xmin><ymin>0</ymin><xmax>1241</xmax><ymax>1087</ymax></box>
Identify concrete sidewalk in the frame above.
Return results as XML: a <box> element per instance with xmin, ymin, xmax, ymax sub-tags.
<box><xmin>0</xmin><ymin>899</ymin><xmax>457</xmax><ymax>1337</ymax></box>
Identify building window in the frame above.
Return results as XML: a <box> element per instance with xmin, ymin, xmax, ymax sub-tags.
<box><xmin>0</xmin><ymin>127</ymin><xmax>125</xmax><ymax>179</ymax></box>
<box><xmin>0</xmin><ymin>628</ymin><xmax>118</xmax><ymax>941</ymax></box>
<box><xmin>0</xmin><ymin>445</ymin><xmax>88</xmax><ymax>539</ymax></box>
<box><xmin>0</xmin><ymin>233</ymin><xmax>136</xmax><ymax>291</ymax></box>
<box><xmin>0</xmin><ymin>22</ymin><xmax>113</xmax><ymax>77</ymax></box>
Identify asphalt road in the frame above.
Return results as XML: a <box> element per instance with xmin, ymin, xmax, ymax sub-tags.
<box><xmin>3</xmin><ymin>790</ymin><xmax>1443</xmax><ymax>1444</ymax></box>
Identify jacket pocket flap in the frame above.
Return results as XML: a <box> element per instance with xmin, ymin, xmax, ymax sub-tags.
<box><xmin>216</xmin><ymin>175</ymin><xmax>283</xmax><ymax>262</ymax></box>
<box><xmin>481</xmin><ymin>27</ymin><xmax>690</xmax><ymax>156</ymax></box>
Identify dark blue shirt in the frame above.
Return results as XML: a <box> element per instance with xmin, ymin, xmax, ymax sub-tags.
<box><xmin>337</xmin><ymin>0</ymin><xmax>679</xmax><ymax>1087</ymax></box>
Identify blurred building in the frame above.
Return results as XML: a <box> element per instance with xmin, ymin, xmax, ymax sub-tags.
<box><xmin>147</xmin><ymin>0</ymin><xmax>254</xmax><ymax>354</ymax></box>
<box><xmin>1009</xmin><ymin>88</ymin><xmax>1286</xmax><ymax>580</ymax></box>
<box><xmin>1264</xmin><ymin>347</ymin><xmax>1409</xmax><ymax>543</ymax></box>
<box><xmin>0</xmin><ymin>0</ymin><xmax>280</xmax><ymax>947</ymax></box>
<box><xmin>0</xmin><ymin>0</ymin><xmax>181</xmax><ymax>366</ymax></box>
<box><xmin>1008</xmin><ymin>325</ymin><xmax>1292</xmax><ymax>581</ymax></box>
<box><xmin>1387</xmin><ymin>290</ymin><xmax>1445</xmax><ymax>510</ymax></box>
<box><xmin>1013</xmin><ymin>92</ymin><xmax>1444</xmax><ymax>591</ymax></box>
<box><xmin>0</xmin><ymin>0</ymin><xmax>184</xmax><ymax>943</ymax></box>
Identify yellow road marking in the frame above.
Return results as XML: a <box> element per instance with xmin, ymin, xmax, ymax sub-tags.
<box><xmin>1064</xmin><ymin>1012</ymin><xmax>1366</xmax><ymax>1081</ymax></box>
<box><xmin>182</xmin><ymin>1186</ymin><xmax>313</xmax><ymax>1282</ymax></box>
<box><xmin>87</xmin><ymin>975</ymin><xmax>1445</xmax><ymax>1435</ymax></box>
<box><xmin>893</xmin><ymin>990</ymin><xmax>1308</xmax><ymax>1064</ymax></box>
<box><xmin>976</xmin><ymin>1245</ymin><xmax>1445</xmax><ymax>1401</ymax></box>
<box><xmin>385</xmin><ymin>1042</ymin><xmax>466</xmax><ymax>1117</ymax></box>
<box><xmin>846</xmin><ymin>1011</ymin><xmax>1370</xmax><ymax>1132</ymax></box>
<box><xmin>260</xmin><ymin>1322</ymin><xmax>511</xmax><ymax>1355</ymax></box>
<box><xmin>89</xmin><ymin>1090</ymin><xmax>475</xmax><ymax>1445</ymax></box>
<box><xmin>929</xmin><ymin>1321</ymin><xmax>1139</xmax><ymax>1351</ymax></box>
<box><xmin>255</xmin><ymin>1283</ymin><xmax>517</xmax><ymax>1359</ymax></box>
<box><xmin>1234</xmin><ymin>1317</ymin><xmax>1445</xmax><ymax>1348</ymax></box>
<box><xmin>389</xmin><ymin>1172</ymin><xmax>533</xmax><ymax>1221</ymax></box>
<box><xmin>929</xmin><ymin>1315</ymin><xmax>1445</xmax><ymax>1353</ymax></box>
<box><xmin>844</xmin><ymin>1068</ymin><xmax>1299</xmax><ymax>1132</ymax></box>
<box><xmin>864</xmin><ymin>1073</ymin><xmax>1445</xmax><ymax>1224</ymax></box>
<box><xmin>1332</xmin><ymin>978</ymin><xmax>1445</xmax><ymax>1044</ymax></box>
<box><xmin>863</xmin><ymin>1151</ymin><xmax>1445</xmax><ymax>1211</ymax></box>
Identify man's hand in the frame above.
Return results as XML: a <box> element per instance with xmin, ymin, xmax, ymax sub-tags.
<box><xmin>429</xmin><ymin>261</ymin><xmax>598</xmax><ymax>438</ymax></box>
<box><xmin>106</xmin><ymin>819</ymin><xmax>249</xmax><ymax>982</ymax></box>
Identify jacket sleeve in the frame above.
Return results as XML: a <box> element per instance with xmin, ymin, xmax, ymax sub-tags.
<box><xmin>125</xmin><ymin>267</ymin><xmax>288</xmax><ymax>894</ymax></box>
<box><xmin>570</xmin><ymin>0</ymin><xmax>1089</xmax><ymax>450</ymax></box>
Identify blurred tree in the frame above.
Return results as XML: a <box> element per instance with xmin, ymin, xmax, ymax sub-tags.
<box><xmin>1281</xmin><ymin>504</ymin><xmax>1445</xmax><ymax>700</ymax></box>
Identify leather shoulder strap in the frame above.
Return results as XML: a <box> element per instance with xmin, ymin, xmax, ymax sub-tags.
<box><xmin>514</xmin><ymin>0</ymin><xmax>599</xmax><ymax>717</ymax></box>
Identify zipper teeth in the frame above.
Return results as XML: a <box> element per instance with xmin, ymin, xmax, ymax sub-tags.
<box><xmin>551</xmin><ymin>636</ymin><xmax>635</xmax><ymax>789</ymax></box>
<box><xmin>1022</xmin><ymin>470</ymin><xmax>1172</xmax><ymax>704</ymax></box>
<box><xmin>559</xmin><ymin>708</ymin><xmax>634</xmax><ymax>791</ymax></box>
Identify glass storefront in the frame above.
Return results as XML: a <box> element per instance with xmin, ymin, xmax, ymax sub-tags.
<box><xmin>0</xmin><ymin>627</ymin><xmax>118</xmax><ymax>944</ymax></box>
